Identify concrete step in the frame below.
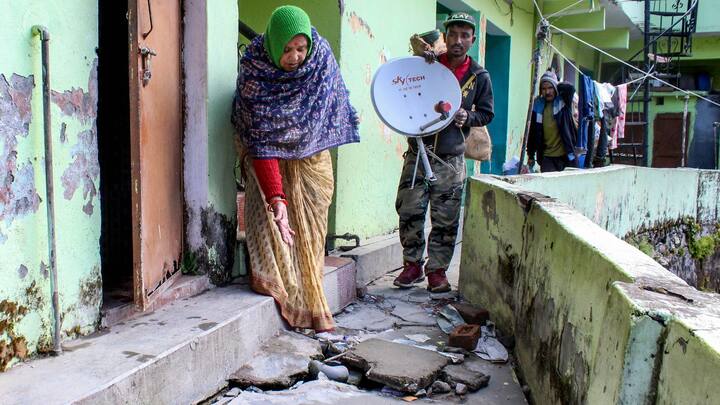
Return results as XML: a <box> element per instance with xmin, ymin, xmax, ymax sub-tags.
<box><xmin>340</xmin><ymin>232</ymin><xmax>405</xmax><ymax>286</ymax></box>
<box><xmin>323</xmin><ymin>256</ymin><xmax>357</xmax><ymax>315</ymax></box>
<box><xmin>0</xmin><ymin>285</ymin><xmax>283</xmax><ymax>405</ymax></box>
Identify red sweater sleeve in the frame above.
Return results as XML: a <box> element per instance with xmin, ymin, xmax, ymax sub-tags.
<box><xmin>252</xmin><ymin>159</ymin><xmax>285</xmax><ymax>203</ymax></box>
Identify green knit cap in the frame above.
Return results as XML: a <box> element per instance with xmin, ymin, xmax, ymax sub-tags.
<box><xmin>264</xmin><ymin>5</ymin><xmax>313</xmax><ymax>68</ymax></box>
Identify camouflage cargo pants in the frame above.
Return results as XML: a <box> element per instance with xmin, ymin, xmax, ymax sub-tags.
<box><xmin>395</xmin><ymin>148</ymin><xmax>465</xmax><ymax>271</ymax></box>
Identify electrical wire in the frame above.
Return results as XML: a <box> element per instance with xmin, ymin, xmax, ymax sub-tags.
<box><xmin>549</xmin><ymin>23</ymin><xmax>720</xmax><ymax>108</ymax></box>
<box><xmin>547</xmin><ymin>0</ymin><xmax>588</xmax><ymax>19</ymax></box>
<box><xmin>531</xmin><ymin>0</ymin><xmax>543</xmax><ymax>17</ymax></box>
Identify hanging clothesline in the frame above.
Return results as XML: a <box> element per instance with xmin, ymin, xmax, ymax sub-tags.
<box><xmin>531</xmin><ymin>0</ymin><xmax>720</xmax><ymax>108</ymax></box>
<box><xmin>547</xmin><ymin>40</ymin><xmax>654</xmax><ymax>99</ymax></box>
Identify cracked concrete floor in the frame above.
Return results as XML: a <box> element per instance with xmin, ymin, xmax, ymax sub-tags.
<box><xmin>209</xmin><ymin>243</ymin><xmax>528</xmax><ymax>404</ymax></box>
<box><xmin>332</xmin><ymin>244</ymin><xmax>528</xmax><ymax>404</ymax></box>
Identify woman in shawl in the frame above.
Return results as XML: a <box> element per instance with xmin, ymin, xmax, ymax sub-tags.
<box><xmin>232</xmin><ymin>6</ymin><xmax>359</xmax><ymax>332</ymax></box>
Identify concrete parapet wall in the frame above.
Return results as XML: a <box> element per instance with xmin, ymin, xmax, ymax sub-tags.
<box><xmin>459</xmin><ymin>175</ymin><xmax>720</xmax><ymax>404</ymax></box>
<box><xmin>504</xmin><ymin>165</ymin><xmax>720</xmax><ymax>238</ymax></box>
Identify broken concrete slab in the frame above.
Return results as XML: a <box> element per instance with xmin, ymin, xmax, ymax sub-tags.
<box><xmin>228</xmin><ymin>380</ymin><xmax>404</xmax><ymax>404</ymax></box>
<box><xmin>229</xmin><ymin>331</ymin><xmax>323</xmax><ymax>389</ymax></box>
<box><xmin>442</xmin><ymin>362</ymin><xmax>491</xmax><ymax>392</ymax></box>
<box><xmin>389</xmin><ymin>299</ymin><xmax>437</xmax><ymax>326</ymax></box>
<box><xmin>335</xmin><ymin>303</ymin><xmax>397</xmax><ymax>331</ymax></box>
<box><xmin>341</xmin><ymin>338</ymin><xmax>449</xmax><ymax>393</ymax></box>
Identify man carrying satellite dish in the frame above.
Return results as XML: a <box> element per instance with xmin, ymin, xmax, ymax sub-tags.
<box><xmin>394</xmin><ymin>12</ymin><xmax>494</xmax><ymax>293</ymax></box>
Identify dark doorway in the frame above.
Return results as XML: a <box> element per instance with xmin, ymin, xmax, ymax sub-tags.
<box><xmin>688</xmin><ymin>96</ymin><xmax>720</xmax><ymax>169</ymax></box>
<box><xmin>482</xmin><ymin>22</ymin><xmax>511</xmax><ymax>175</ymax></box>
<box><xmin>97</xmin><ymin>1</ymin><xmax>133</xmax><ymax>310</ymax></box>
<box><xmin>653</xmin><ymin>112</ymin><xmax>691</xmax><ymax>168</ymax></box>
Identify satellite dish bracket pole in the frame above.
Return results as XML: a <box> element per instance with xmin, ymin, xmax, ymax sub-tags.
<box><xmin>416</xmin><ymin>141</ymin><xmax>437</xmax><ymax>183</ymax></box>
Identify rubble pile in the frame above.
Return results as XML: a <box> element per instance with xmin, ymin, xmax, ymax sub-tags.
<box><xmin>204</xmin><ymin>272</ymin><xmax>524</xmax><ymax>404</ymax></box>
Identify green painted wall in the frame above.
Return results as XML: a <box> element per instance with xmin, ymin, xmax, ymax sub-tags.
<box><xmin>333</xmin><ymin>0</ymin><xmax>436</xmax><ymax>239</ymax></box>
<box><xmin>237</xmin><ymin>0</ymin><xmax>341</xmax><ymax>54</ymax></box>
<box><xmin>551</xmin><ymin>33</ymin><xmax>601</xmax><ymax>82</ymax></box>
<box><xmin>506</xmin><ymin>166</ymin><xmax>719</xmax><ymax>237</ymax></box>
<box><xmin>460</xmin><ymin>174</ymin><xmax>720</xmax><ymax>404</ymax></box>
<box><xmin>333</xmin><ymin>0</ymin><xmax>538</xmax><ymax>238</ymax></box>
<box><xmin>463</xmin><ymin>0</ymin><xmax>537</xmax><ymax>164</ymax></box>
<box><xmin>208</xmin><ymin>1</ymin><xmax>240</xmax><ymax>219</ymax></box>
<box><xmin>0</xmin><ymin>0</ymin><xmax>102</xmax><ymax>369</ymax></box>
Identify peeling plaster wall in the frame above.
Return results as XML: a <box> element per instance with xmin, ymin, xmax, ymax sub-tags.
<box><xmin>0</xmin><ymin>1</ymin><xmax>101</xmax><ymax>370</ymax></box>
<box><xmin>333</xmin><ymin>0</ymin><xmax>436</xmax><ymax>239</ymax></box>
<box><xmin>460</xmin><ymin>175</ymin><xmax>720</xmax><ymax>404</ymax></box>
<box><xmin>180</xmin><ymin>0</ymin><xmax>239</xmax><ymax>284</ymax></box>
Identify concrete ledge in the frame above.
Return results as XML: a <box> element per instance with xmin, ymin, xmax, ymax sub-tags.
<box><xmin>0</xmin><ymin>286</ymin><xmax>283</xmax><ymax>404</ymax></box>
<box><xmin>340</xmin><ymin>232</ymin><xmax>404</xmax><ymax>286</ymax></box>
<box><xmin>460</xmin><ymin>175</ymin><xmax>720</xmax><ymax>405</ymax></box>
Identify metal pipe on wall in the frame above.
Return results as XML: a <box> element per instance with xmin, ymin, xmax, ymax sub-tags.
<box><xmin>681</xmin><ymin>95</ymin><xmax>689</xmax><ymax>167</ymax></box>
<box><xmin>32</xmin><ymin>25</ymin><xmax>62</xmax><ymax>355</ymax></box>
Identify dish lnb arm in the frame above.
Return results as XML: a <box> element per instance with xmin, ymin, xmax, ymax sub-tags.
<box><xmin>419</xmin><ymin>101</ymin><xmax>452</xmax><ymax>132</ymax></box>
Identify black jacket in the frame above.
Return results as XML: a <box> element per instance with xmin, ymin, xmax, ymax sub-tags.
<box><xmin>410</xmin><ymin>58</ymin><xmax>494</xmax><ymax>156</ymax></box>
<box><xmin>527</xmin><ymin>82</ymin><xmax>577</xmax><ymax>162</ymax></box>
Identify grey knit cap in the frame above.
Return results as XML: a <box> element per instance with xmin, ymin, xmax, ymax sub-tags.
<box><xmin>540</xmin><ymin>71</ymin><xmax>559</xmax><ymax>94</ymax></box>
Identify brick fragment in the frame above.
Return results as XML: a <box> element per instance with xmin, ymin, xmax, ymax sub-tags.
<box><xmin>448</xmin><ymin>324</ymin><xmax>481</xmax><ymax>351</ymax></box>
<box><xmin>451</xmin><ymin>303</ymin><xmax>489</xmax><ymax>325</ymax></box>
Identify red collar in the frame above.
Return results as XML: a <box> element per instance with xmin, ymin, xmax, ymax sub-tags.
<box><xmin>439</xmin><ymin>54</ymin><xmax>471</xmax><ymax>83</ymax></box>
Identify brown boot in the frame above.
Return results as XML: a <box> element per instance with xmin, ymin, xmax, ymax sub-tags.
<box><xmin>393</xmin><ymin>261</ymin><xmax>425</xmax><ymax>288</ymax></box>
<box><xmin>426</xmin><ymin>268</ymin><xmax>451</xmax><ymax>293</ymax></box>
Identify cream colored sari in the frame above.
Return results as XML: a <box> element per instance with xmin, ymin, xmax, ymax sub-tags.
<box><xmin>243</xmin><ymin>150</ymin><xmax>335</xmax><ymax>331</ymax></box>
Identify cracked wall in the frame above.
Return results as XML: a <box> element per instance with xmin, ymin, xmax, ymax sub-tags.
<box><xmin>0</xmin><ymin>1</ymin><xmax>101</xmax><ymax>370</ymax></box>
<box><xmin>460</xmin><ymin>175</ymin><xmax>720</xmax><ymax>404</ymax></box>
<box><xmin>333</xmin><ymin>0</ymin><xmax>436</xmax><ymax>240</ymax></box>
<box><xmin>507</xmin><ymin>166</ymin><xmax>720</xmax><ymax>292</ymax></box>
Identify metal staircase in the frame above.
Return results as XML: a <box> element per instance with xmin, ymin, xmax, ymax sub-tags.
<box><xmin>611</xmin><ymin>0</ymin><xmax>699</xmax><ymax>166</ymax></box>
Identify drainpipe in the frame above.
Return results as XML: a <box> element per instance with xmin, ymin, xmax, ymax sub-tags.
<box><xmin>32</xmin><ymin>25</ymin><xmax>62</xmax><ymax>355</ymax></box>
<box><xmin>681</xmin><ymin>95</ymin><xmax>689</xmax><ymax>167</ymax></box>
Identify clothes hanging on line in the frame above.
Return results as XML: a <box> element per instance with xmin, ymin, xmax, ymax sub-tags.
<box><xmin>610</xmin><ymin>84</ymin><xmax>628</xmax><ymax>149</ymax></box>
<box><xmin>577</xmin><ymin>75</ymin><xmax>596</xmax><ymax>160</ymax></box>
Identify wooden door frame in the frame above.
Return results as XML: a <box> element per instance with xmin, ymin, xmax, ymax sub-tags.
<box><xmin>128</xmin><ymin>0</ymin><xmax>187</xmax><ymax>310</ymax></box>
<box><xmin>128</xmin><ymin>0</ymin><xmax>144</xmax><ymax>309</ymax></box>
<box><xmin>652</xmin><ymin>112</ymin><xmax>691</xmax><ymax>168</ymax></box>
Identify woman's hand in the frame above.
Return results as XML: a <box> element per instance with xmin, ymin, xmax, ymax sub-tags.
<box><xmin>270</xmin><ymin>199</ymin><xmax>295</xmax><ymax>246</ymax></box>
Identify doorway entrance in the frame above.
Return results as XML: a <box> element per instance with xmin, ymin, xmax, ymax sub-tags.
<box><xmin>483</xmin><ymin>22</ymin><xmax>510</xmax><ymax>175</ymax></box>
<box><xmin>653</xmin><ymin>112</ymin><xmax>691</xmax><ymax>167</ymax></box>
<box><xmin>98</xmin><ymin>0</ymin><xmax>133</xmax><ymax>311</ymax></box>
<box><xmin>97</xmin><ymin>0</ymin><xmax>185</xmax><ymax>315</ymax></box>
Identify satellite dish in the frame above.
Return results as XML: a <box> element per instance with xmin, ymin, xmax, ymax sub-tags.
<box><xmin>371</xmin><ymin>56</ymin><xmax>462</xmax><ymax>137</ymax></box>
